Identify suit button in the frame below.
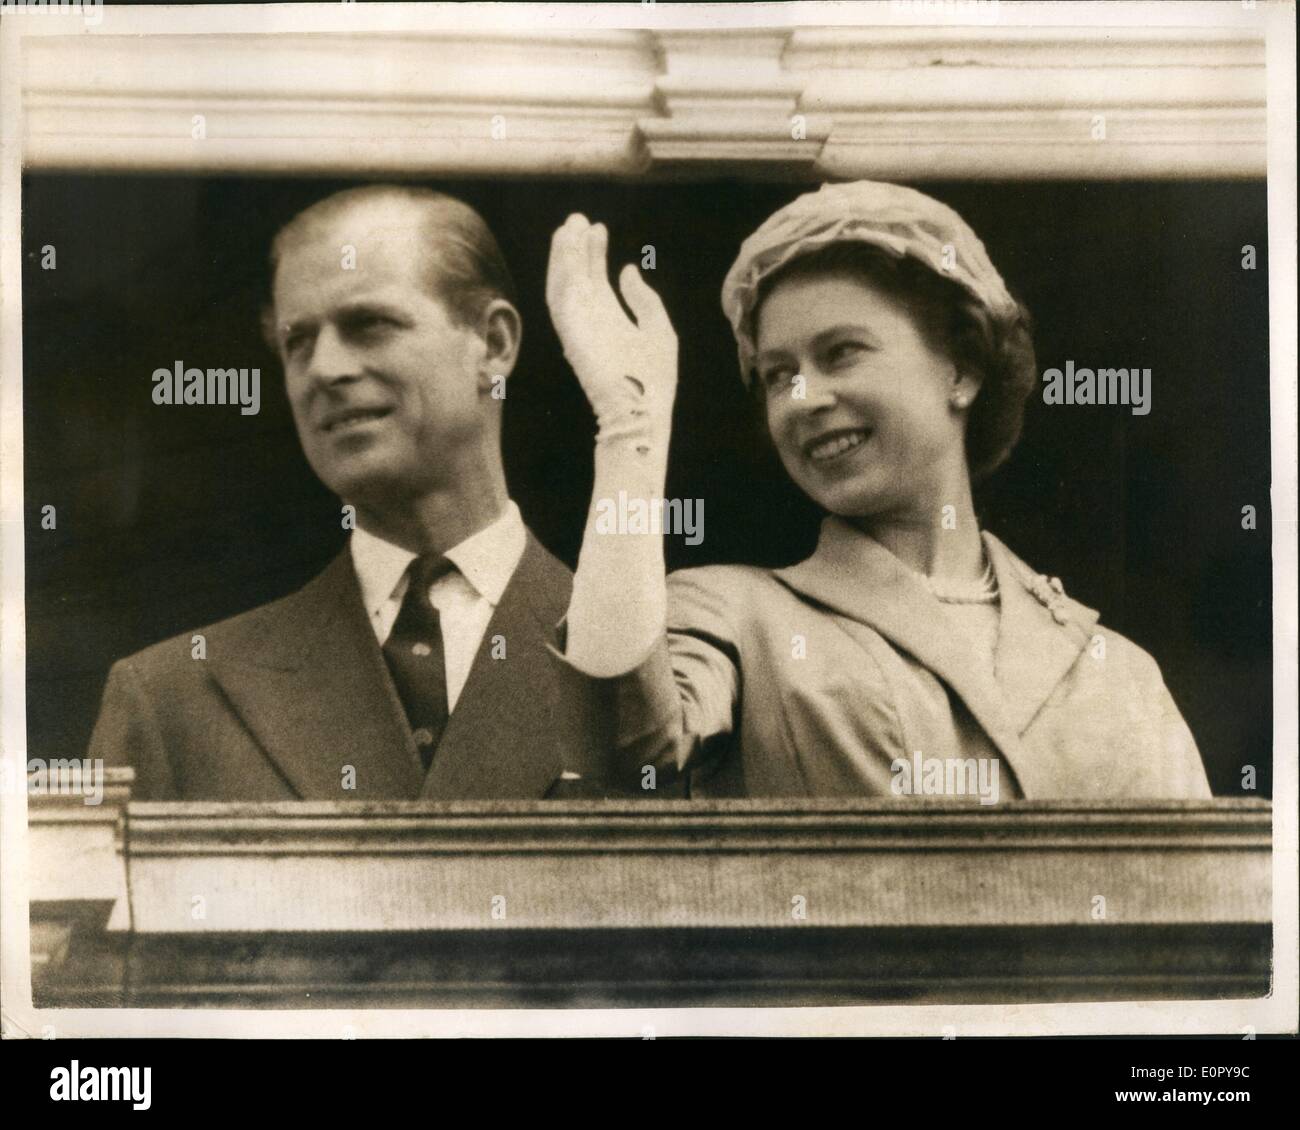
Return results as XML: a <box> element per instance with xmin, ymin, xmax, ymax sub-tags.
<box><xmin>411</xmin><ymin>642</ymin><xmax>432</xmax><ymax>657</ymax></box>
<box><xmin>412</xmin><ymin>727</ymin><xmax>434</xmax><ymax>746</ymax></box>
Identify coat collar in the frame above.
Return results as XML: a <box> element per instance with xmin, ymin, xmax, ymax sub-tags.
<box><xmin>205</xmin><ymin>531</ymin><xmax>571</xmax><ymax>800</ymax></box>
<box><xmin>772</xmin><ymin>517</ymin><xmax>1099</xmax><ymax>797</ymax></box>
<box><xmin>205</xmin><ymin>549</ymin><xmax>424</xmax><ymax>799</ymax></box>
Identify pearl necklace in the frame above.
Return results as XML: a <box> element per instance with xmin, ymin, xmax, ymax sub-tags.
<box><xmin>924</xmin><ymin>557</ymin><xmax>999</xmax><ymax>604</ymax></box>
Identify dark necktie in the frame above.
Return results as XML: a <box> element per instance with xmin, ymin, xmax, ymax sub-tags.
<box><xmin>382</xmin><ymin>554</ymin><xmax>455</xmax><ymax>771</ymax></box>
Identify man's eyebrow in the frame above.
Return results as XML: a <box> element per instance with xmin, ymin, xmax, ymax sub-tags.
<box><xmin>277</xmin><ymin>299</ymin><xmax>408</xmax><ymax>339</ymax></box>
<box><xmin>335</xmin><ymin>298</ymin><xmax>408</xmax><ymax>319</ymax></box>
<box><xmin>278</xmin><ymin>315</ymin><xmax>313</xmax><ymax>340</ymax></box>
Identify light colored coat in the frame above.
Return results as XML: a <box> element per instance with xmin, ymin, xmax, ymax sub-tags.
<box><xmin>592</xmin><ymin>516</ymin><xmax>1210</xmax><ymax>799</ymax></box>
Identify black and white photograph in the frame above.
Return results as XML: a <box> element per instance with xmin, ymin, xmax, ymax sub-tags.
<box><xmin>1</xmin><ymin>0</ymin><xmax>1296</xmax><ymax>1064</ymax></box>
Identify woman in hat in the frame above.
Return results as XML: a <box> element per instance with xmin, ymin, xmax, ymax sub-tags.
<box><xmin>549</xmin><ymin>182</ymin><xmax>1210</xmax><ymax>800</ymax></box>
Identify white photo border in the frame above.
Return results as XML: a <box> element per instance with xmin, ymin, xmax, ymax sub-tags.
<box><xmin>1</xmin><ymin>0</ymin><xmax>1295</xmax><ymax>1039</ymax></box>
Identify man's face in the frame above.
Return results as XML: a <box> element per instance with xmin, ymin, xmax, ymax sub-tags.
<box><xmin>272</xmin><ymin>200</ymin><xmax>489</xmax><ymax>506</ymax></box>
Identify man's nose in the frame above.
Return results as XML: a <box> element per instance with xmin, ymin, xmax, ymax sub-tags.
<box><xmin>305</xmin><ymin>324</ymin><xmax>361</xmax><ymax>386</ymax></box>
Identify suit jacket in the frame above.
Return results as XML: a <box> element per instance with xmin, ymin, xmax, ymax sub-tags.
<box><xmin>570</xmin><ymin>516</ymin><xmax>1211</xmax><ymax>800</ymax></box>
<box><xmin>89</xmin><ymin>530</ymin><xmax>596</xmax><ymax>801</ymax></box>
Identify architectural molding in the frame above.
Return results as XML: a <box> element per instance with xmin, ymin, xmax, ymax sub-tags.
<box><xmin>19</xmin><ymin>25</ymin><xmax>1265</xmax><ymax>178</ymax></box>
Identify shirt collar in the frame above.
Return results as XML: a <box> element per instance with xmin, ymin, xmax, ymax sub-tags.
<box><xmin>443</xmin><ymin>499</ymin><xmax>527</xmax><ymax>605</ymax></box>
<box><xmin>350</xmin><ymin>500</ymin><xmax>527</xmax><ymax>617</ymax></box>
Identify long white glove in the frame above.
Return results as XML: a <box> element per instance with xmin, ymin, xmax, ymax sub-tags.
<box><xmin>547</xmin><ymin>214</ymin><xmax>678</xmax><ymax>676</ymax></box>
<box><xmin>546</xmin><ymin>214</ymin><xmax>677</xmax><ymax>446</ymax></box>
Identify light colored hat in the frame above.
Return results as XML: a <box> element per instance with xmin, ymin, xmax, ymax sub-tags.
<box><xmin>721</xmin><ymin>180</ymin><xmax>1018</xmax><ymax>385</ymax></box>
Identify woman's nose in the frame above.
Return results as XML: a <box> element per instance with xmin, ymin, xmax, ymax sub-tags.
<box><xmin>796</xmin><ymin>369</ymin><xmax>837</xmax><ymax>411</ymax></box>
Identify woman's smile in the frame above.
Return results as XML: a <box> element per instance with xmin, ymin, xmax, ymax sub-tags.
<box><xmin>804</xmin><ymin>427</ymin><xmax>872</xmax><ymax>465</ymax></box>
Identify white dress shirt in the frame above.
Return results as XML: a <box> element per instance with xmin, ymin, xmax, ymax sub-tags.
<box><xmin>350</xmin><ymin>501</ymin><xmax>527</xmax><ymax>712</ymax></box>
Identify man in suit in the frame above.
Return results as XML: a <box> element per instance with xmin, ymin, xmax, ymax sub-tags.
<box><xmin>90</xmin><ymin>185</ymin><xmax>597</xmax><ymax>801</ymax></box>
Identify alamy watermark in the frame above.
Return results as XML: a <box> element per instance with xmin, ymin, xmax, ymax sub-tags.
<box><xmin>594</xmin><ymin>490</ymin><xmax>704</xmax><ymax>546</ymax></box>
<box><xmin>21</xmin><ymin>757</ymin><xmax>105</xmax><ymax>806</ymax></box>
<box><xmin>891</xmin><ymin>752</ymin><xmax>1000</xmax><ymax>805</ymax></box>
<box><xmin>152</xmin><ymin>361</ymin><xmax>261</xmax><ymax>415</ymax></box>
<box><xmin>1042</xmin><ymin>360</ymin><xmax>1151</xmax><ymax>416</ymax></box>
<box><xmin>49</xmin><ymin>1061</ymin><xmax>151</xmax><ymax>1110</ymax></box>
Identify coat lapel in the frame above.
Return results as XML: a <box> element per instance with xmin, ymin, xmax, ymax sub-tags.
<box><xmin>209</xmin><ymin>551</ymin><xmax>425</xmax><ymax>799</ymax></box>
<box><xmin>419</xmin><ymin>532</ymin><xmax>571</xmax><ymax>800</ymax></box>
<box><xmin>772</xmin><ymin>519</ymin><xmax>1103</xmax><ymax>799</ymax></box>
<box><xmin>983</xmin><ymin>531</ymin><xmax>1099</xmax><ymax>734</ymax></box>
<box><xmin>773</xmin><ymin>518</ymin><xmax>1028</xmax><ymax>766</ymax></box>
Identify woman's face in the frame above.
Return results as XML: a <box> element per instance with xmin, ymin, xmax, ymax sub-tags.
<box><xmin>754</xmin><ymin>267</ymin><xmax>973</xmax><ymax>522</ymax></box>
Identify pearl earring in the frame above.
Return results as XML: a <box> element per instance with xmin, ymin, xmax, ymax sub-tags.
<box><xmin>951</xmin><ymin>392</ymin><xmax>969</xmax><ymax>409</ymax></box>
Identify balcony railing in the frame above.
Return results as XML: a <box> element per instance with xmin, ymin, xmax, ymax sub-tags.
<box><xmin>27</xmin><ymin>769</ymin><xmax>1271</xmax><ymax>1008</ymax></box>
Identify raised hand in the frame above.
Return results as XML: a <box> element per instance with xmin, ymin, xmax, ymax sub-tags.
<box><xmin>546</xmin><ymin>214</ymin><xmax>677</xmax><ymax>440</ymax></box>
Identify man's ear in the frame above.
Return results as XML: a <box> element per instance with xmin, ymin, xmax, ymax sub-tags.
<box><xmin>475</xmin><ymin>299</ymin><xmax>522</xmax><ymax>394</ymax></box>
<box><xmin>258</xmin><ymin>302</ymin><xmax>281</xmax><ymax>356</ymax></box>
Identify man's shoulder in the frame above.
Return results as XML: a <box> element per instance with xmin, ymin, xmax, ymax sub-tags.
<box><xmin>985</xmin><ymin>532</ymin><xmax>1168</xmax><ymax>681</ymax></box>
<box><xmin>508</xmin><ymin>527</ymin><xmax>575</xmax><ymax>624</ymax></box>
<box><xmin>111</xmin><ymin>553</ymin><xmax>352</xmax><ymax>682</ymax></box>
<box><xmin>519</xmin><ymin>527</ymin><xmax>574</xmax><ymax>583</ymax></box>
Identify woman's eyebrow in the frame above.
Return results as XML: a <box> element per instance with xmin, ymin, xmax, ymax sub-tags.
<box><xmin>810</xmin><ymin>323</ymin><xmax>877</xmax><ymax>349</ymax></box>
<box><xmin>756</xmin><ymin>323</ymin><xmax>878</xmax><ymax>363</ymax></box>
<box><xmin>754</xmin><ymin>345</ymin><xmax>794</xmax><ymax>368</ymax></box>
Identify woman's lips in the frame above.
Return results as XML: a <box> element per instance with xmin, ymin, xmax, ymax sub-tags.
<box><xmin>805</xmin><ymin>428</ymin><xmax>870</xmax><ymax>464</ymax></box>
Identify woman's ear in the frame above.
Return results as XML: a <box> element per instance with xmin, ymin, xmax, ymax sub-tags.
<box><xmin>949</xmin><ymin>363</ymin><xmax>984</xmax><ymax>412</ymax></box>
<box><xmin>475</xmin><ymin>299</ymin><xmax>522</xmax><ymax>394</ymax></box>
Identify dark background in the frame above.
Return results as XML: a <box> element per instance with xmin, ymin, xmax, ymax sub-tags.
<box><xmin>21</xmin><ymin>173</ymin><xmax>1272</xmax><ymax>796</ymax></box>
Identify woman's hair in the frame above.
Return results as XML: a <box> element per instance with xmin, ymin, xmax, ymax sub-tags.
<box><xmin>751</xmin><ymin>242</ymin><xmax>1037</xmax><ymax>482</ymax></box>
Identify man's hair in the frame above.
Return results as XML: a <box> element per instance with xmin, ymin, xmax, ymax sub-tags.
<box><xmin>263</xmin><ymin>185</ymin><xmax>518</xmax><ymax>348</ymax></box>
<box><xmin>752</xmin><ymin>242</ymin><xmax>1037</xmax><ymax>482</ymax></box>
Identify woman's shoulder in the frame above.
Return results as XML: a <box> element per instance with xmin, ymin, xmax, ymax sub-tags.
<box><xmin>665</xmin><ymin>562</ymin><xmax>799</xmax><ymax>630</ymax></box>
<box><xmin>667</xmin><ymin>561</ymin><xmax>789</xmax><ymax>598</ymax></box>
<box><xmin>986</xmin><ymin>533</ymin><xmax>1166</xmax><ymax>677</ymax></box>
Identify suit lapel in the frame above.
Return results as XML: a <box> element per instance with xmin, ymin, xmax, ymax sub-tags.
<box><xmin>773</xmin><ymin>517</ymin><xmax>1037</xmax><ymax>786</ymax></box>
<box><xmin>420</xmin><ymin>532</ymin><xmax>570</xmax><ymax>800</ymax></box>
<box><xmin>210</xmin><ymin>551</ymin><xmax>425</xmax><ymax>799</ymax></box>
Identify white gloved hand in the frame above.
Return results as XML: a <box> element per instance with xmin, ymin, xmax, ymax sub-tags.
<box><xmin>546</xmin><ymin>214</ymin><xmax>677</xmax><ymax>447</ymax></box>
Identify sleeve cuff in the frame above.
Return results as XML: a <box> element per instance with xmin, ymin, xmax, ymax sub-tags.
<box><xmin>546</xmin><ymin>633</ymin><xmax>682</xmax><ymax>783</ymax></box>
